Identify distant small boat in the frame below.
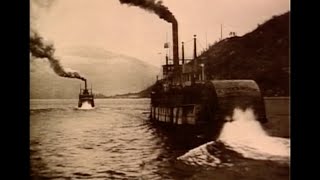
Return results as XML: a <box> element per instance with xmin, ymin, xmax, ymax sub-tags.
<box><xmin>78</xmin><ymin>80</ymin><xmax>95</xmax><ymax>108</ymax></box>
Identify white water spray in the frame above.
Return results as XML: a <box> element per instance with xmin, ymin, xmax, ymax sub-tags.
<box><xmin>178</xmin><ymin>107</ymin><xmax>290</xmax><ymax>166</ymax></box>
<box><xmin>177</xmin><ymin>142</ymin><xmax>222</xmax><ymax>167</ymax></box>
<box><xmin>219</xmin><ymin>108</ymin><xmax>290</xmax><ymax>161</ymax></box>
<box><xmin>78</xmin><ymin>102</ymin><xmax>94</xmax><ymax>110</ymax></box>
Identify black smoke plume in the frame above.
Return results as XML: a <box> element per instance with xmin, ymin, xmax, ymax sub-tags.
<box><xmin>30</xmin><ymin>29</ymin><xmax>86</xmax><ymax>81</ymax></box>
<box><xmin>119</xmin><ymin>0</ymin><xmax>177</xmax><ymax>23</ymax></box>
<box><xmin>119</xmin><ymin>0</ymin><xmax>179</xmax><ymax>66</ymax></box>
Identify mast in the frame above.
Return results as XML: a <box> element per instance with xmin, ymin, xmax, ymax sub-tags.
<box><xmin>181</xmin><ymin>41</ymin><xmax>185</xmax><ymax>64</ymax></box>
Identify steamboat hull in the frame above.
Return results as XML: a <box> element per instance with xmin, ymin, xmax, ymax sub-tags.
<box><xmin>78</xmin><ymin>80</ymin><xmax>95</xmax><ymax>108</ymax></box>
<box><xmin>150</xmin><ymin>80</ymin><xmax>267</xmax><ymax>139</ymax></box>
<box><xmin>78</xmin><ymin>95</ymin><xmax>95</xmax><ymax>108</ymax></box>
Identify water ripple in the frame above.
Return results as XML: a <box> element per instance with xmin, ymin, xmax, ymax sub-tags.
<box><xmin>31</xmin><ymin>99</ymin><xmax>289</xmax><ymax>180</ymax></box>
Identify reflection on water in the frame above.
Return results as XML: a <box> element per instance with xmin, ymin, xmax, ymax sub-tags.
<box><xmin>30</xmin><ymin>99</ymin><xmax>289</xmax><ymax>180</ymax></box>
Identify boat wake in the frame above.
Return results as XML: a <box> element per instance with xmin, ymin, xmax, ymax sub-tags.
<box><xmin>77</xmin><ymin>102</ymin><xmax>95</xmax><ymax>110</ymax></box>
<box><xmin>177</xmin><ymin>108</ymin><xmax>290</xmax><ymax>167</ymax></box>
<box><xmin>30</xmin><ymin>108</ymin><xmax>68</xmax><ymax>115</ymax></box>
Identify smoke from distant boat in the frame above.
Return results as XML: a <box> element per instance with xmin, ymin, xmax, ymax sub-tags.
<box><xmin>30</xmin><ymin>0</ymin><xmax>86</xmax><ymax>82</ymax></box>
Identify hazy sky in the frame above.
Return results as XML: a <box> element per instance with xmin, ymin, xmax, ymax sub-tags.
<box><xmin>32</xmin><ymin>0</ymin><xmax>290</xmax><ymax>67</ymax></box>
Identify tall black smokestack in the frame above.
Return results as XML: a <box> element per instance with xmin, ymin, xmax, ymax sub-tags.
<box><xmin>30</xmin><ymin>29</ymin><xmax>86</xmax><ymax>82</ymax></box>
<box><xmin>172</xmin><ymin>21</ymin><xmax>179</xmax><ymax>67</ymax></box>
<box><xmin>119</xmin><ymin>0</ymin><xmax>179</xmax><ymax>67</ymax></box>
<box><xmin>193</xmin><ymin>34</ymin><xmax>198</xmax><ymax>74</ymax></box>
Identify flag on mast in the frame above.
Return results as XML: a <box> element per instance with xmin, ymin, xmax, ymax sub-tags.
<box><xmin>164</xmin><ymin>42</ymin><xmax>170</xmax><ymax>48</ymax></box>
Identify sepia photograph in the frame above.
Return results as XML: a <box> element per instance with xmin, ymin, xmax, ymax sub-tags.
<box><xmin>30</xmin><ymin>0</ymin><xmax>290</xmax><ymax>179</ymax></box>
